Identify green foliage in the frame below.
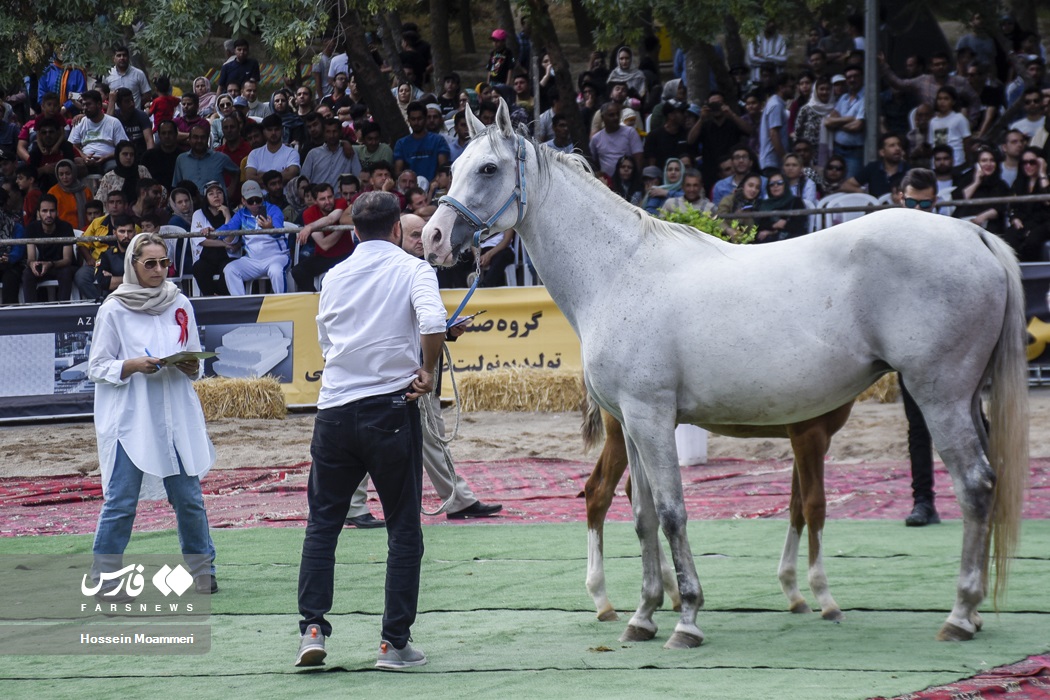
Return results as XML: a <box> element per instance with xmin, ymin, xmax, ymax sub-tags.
<box><xmin>658</xmin><ymin>205</ymin><xmax>757</xmax><ymax>244</ymax></box>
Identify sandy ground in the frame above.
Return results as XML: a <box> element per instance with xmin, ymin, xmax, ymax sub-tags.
<box><xmin>3</xmin><ymin>389</ymin><xmax>1050</xmax><ymax>479</ymax></box>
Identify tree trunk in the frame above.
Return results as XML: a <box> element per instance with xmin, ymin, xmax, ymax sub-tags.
<box><xmin>494</xmin><ymin>0</ymin><xmax>520</xmax><ymax>62</ymax></box>
<box><xmin>385</xmin><ymin>10</ymin><xmax>404</xmax><ymax>49</ymax></box>
<box><xmin>430</xmin><ymin>0</ymin><xmax>453</xmax><ymax>85</ymax></box>
<box><xmin>684</xmin><ymin>47</ymin><xmax>709</xmax><ymax>107</ymax></box>
<box><xmin>523</xmin><ymin>0</ymin><xmax>590</xmax><ymax>159</ymax></box>
<box><xmin>569</xmin><ymin>0</ymin><xmax>594</xmax><ymax>49</ymax></box>
<box><xmin>1009</xmin><ymin>0</ymin><xmax>1037</xmax><ymax>30</ymax></box>
<box><xmin>375</xmin><ymin>12</ymin><xmax>405</xmax><ymax>82</ymax></box>
<box><xmin>722</xmin><ymin>15</ymin><xmax>746</xmax><ymax>71</ymax></box>
<box><xmin>342</xmin><ymin>9</ymin><xmax>408</xmax><ymax>144</ymax></box>
<box><xmin>700</xmin><ymin>41</ymin><xmax>732</xmax><ymax>101</ymax></box>
<box><xmin>459</xmin><ymin>0</ymin><xmax>476</xmax><ymax>54</ymax></box>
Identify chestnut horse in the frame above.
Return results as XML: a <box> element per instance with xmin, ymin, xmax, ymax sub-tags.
<box><xmin>580</xmin><ymin>398</ymin><xmax>854</xmax><ymax>623</ymax></box>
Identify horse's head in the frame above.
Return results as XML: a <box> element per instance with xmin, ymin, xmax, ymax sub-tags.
<box><xmin>423</xmin><ymin>98</ymin><xmax>529</xmax><ymax>266</ymax></box>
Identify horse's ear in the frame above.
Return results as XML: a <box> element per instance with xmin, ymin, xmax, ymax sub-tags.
<box><xmin>465</xmin><ymin>105</ymin><xmax>485</xmax><ymax>139</ymax></box>
<box><xmin>495</xmin><ymin>98</ymin><xmax>514</xmax><ymax>137</ymax></box>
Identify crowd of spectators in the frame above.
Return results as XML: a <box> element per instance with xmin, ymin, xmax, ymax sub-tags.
<box><xmin>1</xmin><ymin>12</ymin><xmax>1049</xmax><ymax>305</ymax></box>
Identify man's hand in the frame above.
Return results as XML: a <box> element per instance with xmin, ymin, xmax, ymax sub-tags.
<box><xmin>296</xmin><ymin>224</ymin><xmax>314</xmax><ymax>244</ymax></box>
<box><xmin>256</xmin><ymin>214</ymin><xmax>273</xmax><ymax>230</ymax></box>
<box><xmin>406</xmin><ymin>368</ymin><xmax>434</xmax><ymax>400</ymax></box>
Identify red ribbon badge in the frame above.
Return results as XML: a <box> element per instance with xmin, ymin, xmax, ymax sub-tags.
<box><xmin>175</xmin><ymin>308</ymin><xmax>189</xmax><ymax>346</ymax></box>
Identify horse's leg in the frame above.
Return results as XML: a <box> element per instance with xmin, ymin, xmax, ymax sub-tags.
<box><xmin>777</xmin><ymin>461</ymin><xmax>811</xmax><ymax>614</ymax></box>
<box><xmin>618</xmin><ymin>434</ymin><xmax>664</xmax><ymax>643</ymax></box>
<box><xmin>622</xmin><ymin>409</ymin><xmax>704</xmax><ymax>650</ymax></box>
<box><xmin>584</xmin><ymin>411</ymin><xmax>629</xmax><ymax>621</ymax></box>
<box><xmin>784</xmin><ymin>402</ymin><xmax>854</xmax><ymax>622</ymax></box>
<box><xmin>625</xmin><ymin>469</ymin><xmax>682</xmax><ymax>613</ymax></box>
<box><xmin>920</xmin><ymin>403</ymin><xmax>997</xmax><ymax>641</ymax></box>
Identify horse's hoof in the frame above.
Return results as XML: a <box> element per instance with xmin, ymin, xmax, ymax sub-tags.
<box><xmin>663</xmin><ymin>630</ymin><xmax>704</xmax><ymax>649</ymax></box>
<box><xmin>597</xmin><ymin>609</ymin><xmax>620</xmax><ymax>622</ymax></box>
<box><xmin>937</xmin><ymin>621</ymin><xmax>975</xmax><ymax>641</ymax></box>
<box><xmin>620</xmin><ymin>624</ymin><xmax>656</xmax><ymax>642</ymax></box>
<box><xmin>672</xmin><ymin>602</ymin><xmax>682</xmax><ymax>613</ymax></box>
<box><xmin>789</xmin><ymin>601</ymin><xmax>812</xmax><ymax>614</ymax></box>
<box><xmin>821</xmin><ymin>607</ymin><xmax>844</xmax><ymax>623</ymax></box>
<box><xmin>971</xmin><ymin>612</ymin><xmax>983</xmax><ymax>632</ymax></box>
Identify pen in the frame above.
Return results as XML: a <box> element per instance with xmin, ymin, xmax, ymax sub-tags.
<box><xmin>145</xmin><ymin>347</ymin><xmax>153</xmax><ymax>358</ymax></box>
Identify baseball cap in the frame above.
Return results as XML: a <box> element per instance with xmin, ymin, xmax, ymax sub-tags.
<box><xmin>241</xmin><ymin>180</ymin><xmax>264</xmax><ymax>201</ymax></box>
<box><xmin>831</xmin><ymin>74</ymin><xmax>847</xmax><ymax>84</ymax></box>
<box><xmin>491</xmin><ymin>29</ymin><xmax>508</xmax><ymax>41</ymax></box>
<box><xmin>204</xmin><ymin>180</ymin><xmax>224</xmax><ymax>194</ymax></box>
<box><xmin>642</xmin><ymin>166</ymin><xmax>662</xmax><ymax>179</ymax></box>
<box><xmin>233</xmin><ymin>96</ymin><xmax>249</xmax><ymax>107</ymax></box>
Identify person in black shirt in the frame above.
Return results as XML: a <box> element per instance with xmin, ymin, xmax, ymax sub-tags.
<box><xmin>22</xmin><ymin>194</ymin><xmax>74</xmax><ymax>302</ymax></box>
<box><xmin>111</xmin><ymin>88</ymin><xmax>154</xmax><ymax>158</ymax></box>
<box><xmin>218</xmin><ymin>39</ymin><xmax>261</xmax><ymax>90</ymax></box>
<box><xmin>142</xmin><ymin>121</ymin><xmax>184</xmax><ymax>191</ymax></box>
<box><xmin>94</xmin><ymin>215</ymin><xmax>135</xmax><ymax>299</ymax></box>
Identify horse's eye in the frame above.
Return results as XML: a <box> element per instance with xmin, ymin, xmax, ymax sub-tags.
<box><xmin>481</xmin><ymin>164</ymin><xmax>497</xmax><ymax>175</ymax></box>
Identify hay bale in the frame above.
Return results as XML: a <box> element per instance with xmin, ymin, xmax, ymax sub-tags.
<box><xmin>856</xmin><ymin>373</ymin><xmax>900</xmax><ymax>403</ymax></box>
<box><xmin>458</xmin><ymin>367</ymin><xmax>585</xmax><ymax>412</ymax></box>
<box><xmin>193</xmin><ymin>376</ymin><xmax>287</xmax><ymax>420</ymax></box>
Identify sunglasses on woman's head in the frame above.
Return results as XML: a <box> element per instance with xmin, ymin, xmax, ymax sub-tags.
<box><xmin>135</xmin><ymin>257</ymin><xmax>171</xmax><ymax>270</ymax></box>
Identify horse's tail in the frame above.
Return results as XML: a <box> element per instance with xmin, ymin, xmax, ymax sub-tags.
<box><xmin>581</xmin><ymin>391</ymin><xmax>606</xmax><ymax>452</ymax></box>
<box><xmin>980</xmin><ymin>230</ymin><xmax>1030</xmax><ymax>606</ymax></box>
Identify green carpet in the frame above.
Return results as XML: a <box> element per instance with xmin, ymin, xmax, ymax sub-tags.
<box><xmin>1</xmin><ymin>520</ymin><xmax>1049</xmax><ymax>699</ymax></box>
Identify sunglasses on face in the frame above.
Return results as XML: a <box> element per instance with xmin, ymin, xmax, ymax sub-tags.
<box><xmin>246</xmin><ymin>197</ymin><xmax>263</xmax><ymax>205</ymax></box>
<box><xmin>768</xmin><ymin>180</ymin><xmax>785</xmax><ymax>186</ymax></box>
<box><xmin>1023</xmin><ymin>159</ymin><xmax>1040</xmax><ymax>166</ymax></box>
<box><xmin>905</xmin><ymin>197</ymin><xmax>935</xmax><ymax>210</ymax></box>
<box><xmin>1025</xmin><ymin>99</ymin><xmax>1042</xmax><ymax>105</ymax></box>
<box><xmin>135</xmin><ymin>257</ymin><xmax>171</xmax><ymax>270</ymax></box>
<box><xmin>826</xmin><ymin>165</ymin><xmax>844</xmax><ymax>171</ymax></box>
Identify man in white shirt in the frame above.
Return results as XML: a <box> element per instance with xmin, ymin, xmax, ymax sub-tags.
<box><xmin>245</xmin><ymin>114</ymin><xmax>300</xmax><ymax>184</ymax></box>
<box><xmin>68</xmin><ymin>90</ymin><xmax>129</xmax><ymax>173</ymax></box>
<box><xmin>1009</xmin><ymin>87</ymin><xmax>1046</xmax><ymax>140</ymax></box>
<box><xmin>104</xmin><ymin>46</ymin><xmax>152</xmax><ymax>109</ymax></box>
<box><xmin>295</xmin><ymin>191</ymin><xmax>444</xmax><ymax>671</ymax></box>
<box><xmin>241</xmin><ymin>80</ymin><xmax>272</xmax><ymax>120</ymax></box>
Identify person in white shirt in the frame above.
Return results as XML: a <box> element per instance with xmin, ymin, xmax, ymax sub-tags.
<box><xmin>68</xmin><ymin>90</ymin><xmax>129</xmax><ymax>173</ymax></box>
<box><xmin>104</xmin><ymin>46</ymin><xmax>152</xmax><ymax>109</ymax></box>
<box><xmin>245</xmin><ymin>114</ymin><xmax>300</xmax><ymax>184</ymax></box>
<box><xmin>747</xmin><ymin>20</ymin><xmax>788</xmax><ymax>81</ymax></box>
<box><xmin>87</xmin><ymin>232</ymin><xmax>218</xmax><ymax>599</ymax></box>
<box><xmin>295</xmin><ymin>191</ymin><xmax>445</xmax><ymax>671</ymax></box>
<box><xmin>1009</xmin><ymin>87</ymin><xmax>1047</xmax><ymax>140</ymax></box>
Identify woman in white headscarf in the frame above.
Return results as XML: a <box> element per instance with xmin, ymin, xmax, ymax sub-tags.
<box><xmin>606</xmin><ymin>46</ymin><xmax>647</xmax><ymax>98</ymax></box>
<box><xmin>87</xmin><ymin>231</ymin><xmax>218</xmax><ymax>599</ymax></box>
<box><xmin>793</xmin><ymin>75</ymin><xmax>836</xmax><ymax>166</ymax></box>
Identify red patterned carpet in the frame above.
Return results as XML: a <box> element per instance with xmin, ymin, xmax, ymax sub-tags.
<box><xmin>2</xmin><ymin>456</ymin><xmax>1050</xmax><ymax>536</ymax></box>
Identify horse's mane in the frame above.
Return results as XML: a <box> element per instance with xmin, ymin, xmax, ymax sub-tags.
<box><xmin>487</xmin><ymin>126</ymin><xmax>724</xmax><ymax>250</ymax></box>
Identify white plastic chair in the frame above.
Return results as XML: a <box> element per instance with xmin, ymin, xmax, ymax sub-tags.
<box><xmin>816</xmin><ymin>192</ymin><xmax>879</xmax><ymax>229</ymax></box>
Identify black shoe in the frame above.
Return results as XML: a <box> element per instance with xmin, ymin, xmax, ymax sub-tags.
<box><xmin>345</xmin><ymin>513</ymin><xmax>386</xmax><ymax>529</ymax></box>
<box><xmin>195</xmin><ymin>574</ymin><xmax>219</xmax><ymax>594</ymax></box>
<box><xmin>447</xmin><ymin>501</ymin><xmax>503</xmax><ymax>520</ymax></box>
<box><xmin>93</xmin><ymin>587</ymin><xmax>135</xmax><ymax>605</ymax></box>
<box><xmin>905</xmin><ymin>501</ymin><xmax>941</xmax><ymax>527</ymax></box>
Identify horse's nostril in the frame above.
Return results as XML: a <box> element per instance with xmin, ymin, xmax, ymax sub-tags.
<box><xmin>432</xmin><ymin>228</ymin><xmax>442</xmax><ymax>243</ymax></box>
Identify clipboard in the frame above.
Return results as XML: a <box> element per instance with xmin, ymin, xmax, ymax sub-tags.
<box><xmin>160</xmin><ymin>351</ymin><xmax>216</xmax><ymax>365</ymax></box>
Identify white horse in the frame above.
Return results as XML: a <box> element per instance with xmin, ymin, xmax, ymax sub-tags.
<box><xmin>423</xmin><ymin>100</ymin><xmax>1029</xmax><ymax>649</ymax></box>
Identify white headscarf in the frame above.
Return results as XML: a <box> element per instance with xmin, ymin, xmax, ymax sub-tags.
<box><xmin>104</xmin><ymin>232</ymin><xmax>180</xmax><ymax>315</ymax></box>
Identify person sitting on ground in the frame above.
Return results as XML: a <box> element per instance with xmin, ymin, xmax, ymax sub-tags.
<box><xmin>202</xmin><ymin>179</ymin><xmax>288</xmax><ymax>295</ymax></box>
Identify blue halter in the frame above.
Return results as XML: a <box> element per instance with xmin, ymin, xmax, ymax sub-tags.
<box><xmin>438</xmin><ymin>134</ymin><xmax>529</xmax><ymax>327</ymax></box>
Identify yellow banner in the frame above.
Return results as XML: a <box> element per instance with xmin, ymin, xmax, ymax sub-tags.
<box><xmin>258</xmin><ymin>288</ymin><xmax>581</xmax><ymax>406</ymax></box>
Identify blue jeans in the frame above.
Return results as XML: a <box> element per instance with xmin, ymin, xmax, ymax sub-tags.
<box><xmin>834</xmin><ymin>144</ymin><xmax>864</xmax><ymax>181</ymax></box>
<box><xmin>92</xmin><ymin>442</ymin><xmax>216</xmax><ymax>580</ymax></box>
<box><xmin>298</xmin><ymin>391</ymin><xmax>424</xmax><ymax>647</ymax></box>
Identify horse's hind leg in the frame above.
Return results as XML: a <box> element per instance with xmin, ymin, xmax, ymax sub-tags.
<box><xmin>778</xmin><ymin>463</ymin><xmax>812</xmax><ymax>614</ymax></box>
<box><xmin>785</xmin><ymin>403</ymin><xmax>853</xmax><ymax>622</ymax></box>
<box><xmin>922</xmin><ymin>404</ymin><xmax>996</xmax><ymax>641</ymax></box>
<box><xmin>584</xmin><ymin>411</ymin><xmax>629</xmax><ymax>621</ymax></box>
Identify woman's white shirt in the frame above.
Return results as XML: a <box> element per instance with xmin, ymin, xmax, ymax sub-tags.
<box><xmin>88</xmin><ymin>296</ymin><xmax>214</xmax><ymax>499</ymax></box>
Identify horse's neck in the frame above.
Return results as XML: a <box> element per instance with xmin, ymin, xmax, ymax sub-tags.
<box><xmin>518</xmin><ymin>162</ymin><xmax>638</xmax><ymax>331</ymax></box>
